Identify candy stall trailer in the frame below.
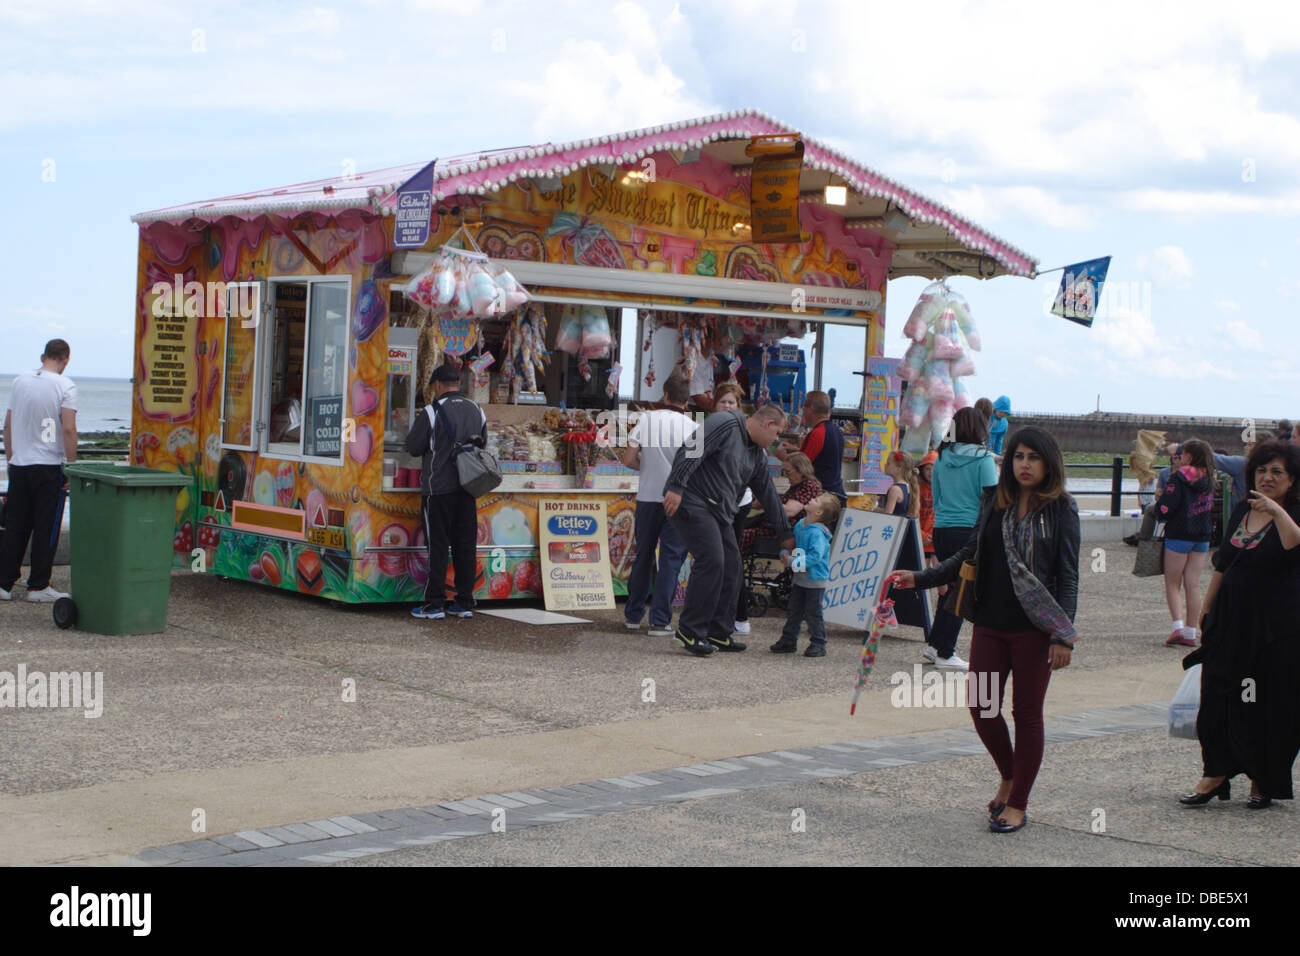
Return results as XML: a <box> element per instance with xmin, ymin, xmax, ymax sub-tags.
<box><xmin>128</xmin><ymin>109</ymin><xmax>1035</xmax><ymax>605</ymax></box>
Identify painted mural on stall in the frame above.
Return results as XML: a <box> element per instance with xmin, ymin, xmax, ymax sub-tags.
<box><xmin>130</xmin><ymin>148</ymin><xmax>892</xmax><ymax>603</ymax></box>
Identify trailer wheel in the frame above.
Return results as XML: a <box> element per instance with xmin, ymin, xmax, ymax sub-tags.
<box><xmin>53</xmin><ymin>597</ymin><xmax>77</xmax><ymax>630</ymax></box>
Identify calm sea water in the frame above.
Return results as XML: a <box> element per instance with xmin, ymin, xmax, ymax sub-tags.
<box><xmin>0</xmin><ymin>374</ymin><xmax>132</xmax><ymax>435</ymax></box>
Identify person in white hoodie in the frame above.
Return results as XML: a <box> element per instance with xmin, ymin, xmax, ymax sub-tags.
<box><xmin>926</xmin><ymin>407</ymin><xmax>998</xmax><ymax>670</ymax></box>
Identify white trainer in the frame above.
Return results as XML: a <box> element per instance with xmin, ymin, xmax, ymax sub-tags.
<box><xmin>935</xmin><ymin>653</ymin><xmax>969</xmax><ymax>671</ymax></box>
<box><xmin>647</xmin><ymin>626</ymin><xmax>674</xmax><ymax>637</ymax></box>
<box><xmin>733</xmin><ymin>620</ymin><xmax>751</xmax><ymax>635</ymax></box>
<box><xmin>921</xmin><ymin>645</ymin><xmax>939</xmax><ymax>664</ymax></box>
<box><xmin>0</xmin><ymin>587</ymin><xmax>12</xmax><ymax>601</ymax></box>
<box><xmin>624</xmin><ymin>619</ymin><xmax>643</xmax><ymax>630</ymax></box>
<box><xmin>27</xmin><ymin>587</ymin><xmax>69</xmax><ymax>603</ymax></box>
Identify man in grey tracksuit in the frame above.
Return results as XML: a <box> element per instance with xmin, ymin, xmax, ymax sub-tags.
<box><xmin>405</xmin><ymin>363</ymin><xmax>487</xmax><ymax>619</ymax></box>
<box><xmin>663</xmin><ymin>404</ymin><xmax>794</xmax><ymax>656</ymax></box>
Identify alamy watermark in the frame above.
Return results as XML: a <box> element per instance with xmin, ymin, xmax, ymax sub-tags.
<box><xmin>0</xmin><ymin>665</ymin><xmax>103</xmax><ymax>718</ymax></box>
<box><xmin>889</xmin><ymin>665</ymin><xmax>999</xmax><ymax>718</ymax></box>
<box><xmin>593</xmin><ymin>405</ymin><xmax>705</xmax><ymax>457</ymax></box>
<box><xmin>150</xmin><ymin>274</ymin><xmax>258</xmax><ymax>326</ymax></box>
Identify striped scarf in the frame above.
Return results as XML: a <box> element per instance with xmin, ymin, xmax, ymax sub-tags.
<box><xmin>1000</xmin><ymin>506</ymin><xmax>1077</xmax><ymax>642</ymax></box>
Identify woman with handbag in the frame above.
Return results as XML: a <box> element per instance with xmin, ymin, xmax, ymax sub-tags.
<box><xmin>924</xmin><ymin>407</ymin><xmax>1000</xmax><ymax>671</ymax></box>
<box><xmin>1178</xmin><ymin>439</ymin><xmax>1300</xmax><ymax>809</ymax></box>
<box><xmin>1157</xmin><ymin>439</ymin><xmax>1215</xmax><ymax>647</ymax></box>
<box><xmin>890</xmin><ymin>426</ymin><xmax>1080</xmax><ymax>833</ymax></box>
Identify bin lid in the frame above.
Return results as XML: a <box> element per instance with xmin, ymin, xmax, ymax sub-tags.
<box><xmin>64</xmin><ymin>462</ymin><xmax>193</xmax><ymax>488</ymax></box>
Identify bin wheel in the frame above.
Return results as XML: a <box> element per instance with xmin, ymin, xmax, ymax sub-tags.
<box><xmin>53</xmin><ymin>597</ymin><xmax>77</xmax><ymax>630</ymax></box>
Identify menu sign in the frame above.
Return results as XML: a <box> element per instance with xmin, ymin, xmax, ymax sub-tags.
<box><xmin>305</xmin><ymin>394</ymin><xmax>344</xmax><ymax>457</ymax></box>
<box><xmin>539</xmin><ymin>498</ymin><xmax>615</xmax><ymax>611</ymax></box>
<box><xmin>746</xmin><ymin>135</ymin><xmax>805</xmax><ymax>244</ymax></box>
<box><xmin>139</xmin><ymin>292</ymin><xmax>199</xmax><ymax>423</ymax></box>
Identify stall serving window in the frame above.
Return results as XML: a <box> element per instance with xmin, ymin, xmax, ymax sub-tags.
<box><xmin>219</xmin><ymin>276</ymin><xmax>352</xmax><ymax>463</ymax></box>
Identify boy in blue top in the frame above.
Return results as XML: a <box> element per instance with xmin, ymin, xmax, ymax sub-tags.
<box><xmin>771</xmin><ymin>493</ymin><xmax>842</xmax><ymax>658</ymax></box>
<box><xmin>988</xmin><ymin>396</ymin><xmax>1011</xmax><ymax>455</ymax></box>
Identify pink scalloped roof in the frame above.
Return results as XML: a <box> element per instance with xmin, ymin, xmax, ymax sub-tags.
<box><xmin>132</xmin><ymin>109</ymin><xmax>1036</xmax><ymax>277</ymax></box>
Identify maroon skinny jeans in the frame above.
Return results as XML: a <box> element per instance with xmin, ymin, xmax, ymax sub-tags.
<box><xmin>968</xmin><ymin>625</ymin><xmax>1054</xmax><ymax>811</ymax></box>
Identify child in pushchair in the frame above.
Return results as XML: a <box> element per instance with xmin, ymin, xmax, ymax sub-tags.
<box><xmin>737</xmin><ymin>453</ymin><xmax>825</xmax><ymax>616</ymax></box>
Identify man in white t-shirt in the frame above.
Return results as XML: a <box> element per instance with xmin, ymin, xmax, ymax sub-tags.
<box><xmin>1</xmin><ymin>339</ymin><xmax>78</xmax><ymax>602</ymax></box>
<box><xmin>621</xmin><ymin>369</ymin><xmax>697</xmax><ymax>636</ymax></box>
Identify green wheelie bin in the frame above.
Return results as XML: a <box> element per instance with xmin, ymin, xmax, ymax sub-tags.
<box><xmin>56</xmin><ymin>463</ymin><xmax>192</xmax><ymax>635</ymax></box>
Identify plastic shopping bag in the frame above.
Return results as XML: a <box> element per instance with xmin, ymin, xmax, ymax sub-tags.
<box><xmin>1168</xmin><ymin>663</ymin><xmax>1201</xmax><ymax>740</ymax></box>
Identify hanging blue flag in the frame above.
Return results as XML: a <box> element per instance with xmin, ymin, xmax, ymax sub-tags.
<box><xmin>1050</xmin><ymin>256</ymin><xmax>1111</xmax><ymax>327</ymax></box>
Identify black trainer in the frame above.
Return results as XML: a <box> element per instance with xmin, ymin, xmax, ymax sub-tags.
<box><xmin>708</xmin><ymin>633</ymin><xmax>747</xmax><ymax>652</ymax></box>
<box><xmin>769</xmin><ymin>639</ymin><xmax>798</xmax><ymax>654</ymax></box>
<box><xmin>803</xmin><ymin>644</ymin><xmax>827</xmax><ymax>658</ymax></box>
<box><xmin>674</xmin><ymin>629</ymin><xmax>715</xmax><ymax>657</ymax></box>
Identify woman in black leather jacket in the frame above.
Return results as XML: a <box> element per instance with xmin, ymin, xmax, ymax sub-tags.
<box><xmin>891</xmin><ymin>426</ymin><xmax>1080</xmax><ymax>833</ymax></box>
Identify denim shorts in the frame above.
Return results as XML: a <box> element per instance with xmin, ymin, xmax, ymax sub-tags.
<box><xmin>1164</xmin><ymin>538</ymin><xmax>1208</xmax><ymax>555</ymax></box>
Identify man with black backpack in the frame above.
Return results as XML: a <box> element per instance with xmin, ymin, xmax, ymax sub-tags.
<box><xmin>406</xmin><ymin>363</ymin><xmax>487</xmax><ymax>620</ymax></box>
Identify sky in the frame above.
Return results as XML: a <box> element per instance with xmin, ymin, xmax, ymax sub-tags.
<box><xmin>2</xmin><ymin>0</ymin><xmax>1298</xmax><ymax>419</ymax></box>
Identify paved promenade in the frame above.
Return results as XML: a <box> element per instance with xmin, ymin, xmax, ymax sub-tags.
<box><xmin>0</xmin><ymin>540</ymin><xmax>1291</xmax><ymax>867</ymax></box>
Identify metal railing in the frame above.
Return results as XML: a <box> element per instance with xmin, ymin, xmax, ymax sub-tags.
<box><xmin>0</xmin><ymin>443</ymin><xmax>128</xmax><ymax>461</ymax></box>
<box><xmin>1064</xmin><ymin>457</ymin><xmax>1126</xmax><ymax>517</ymax></box>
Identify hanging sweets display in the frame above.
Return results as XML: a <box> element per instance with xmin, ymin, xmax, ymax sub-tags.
<box><xmin>896</xmin><ymin>281</ymin><xmax>982</xmax><ymax>455</ymax></box>
<box><xmin>407</xmin><ymin>228</ymin><xmax>530</xmax><ymax>319</ymax></box>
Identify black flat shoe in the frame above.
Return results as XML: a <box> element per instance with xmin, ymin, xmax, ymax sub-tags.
<box><xmin>987</xmin><ymin>799</ymin><xmax>1006</xmax><ymax>821</ymax></box>
<box><xmin>769</xmin><ymin>640</ymin><xmax>798</xmax><ymax>654</ymax></box>
<box><xmin>1246</xmin><ymin>795</ymin><xmax>1272</xmax><ymax>810</ymax></box>
<box><xmin>1178</xmin><ymin>780</ymin><xmax>1230</xmax><ymax>805</ymax></box>
<box><xmin>989</xmin><ymin>813</ymin><xmax>1027</xmax><ymax>833</ymax></box>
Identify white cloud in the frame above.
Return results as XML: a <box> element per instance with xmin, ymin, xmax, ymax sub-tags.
<box><xmin>1117</xmin><ymin>189</ymin><xmax>1300</xmax><ymax>218</ymax></box>
<box><xmin>940</xmin><ymin>186</ymin><xmax>1096</xmax><ymax>230</ymax></box>
<box><xmin>1220</xmin><ymin>320</ymin><xmax>1264</xmax><ymax>350</ymax></box>
<box><xmin>1212</xmin><ymin>299</ymin><xmax>1241</xmax><ymax>312</ymax></box>
<box><xmin>1147</xmin><ymin>356</ymin><xmax>1238</xmax><ymax>381</ymax></box>
<box><xmin>1136</xmin><ymin>246</ymin><xmax>1195</xmax><ymax>285</ymax></box>
<box><xmin>1090</xmin><ymin>305</ymin><xmax>1160</xmax><ymax>362</ymax></box>
<box><xmin>1280</xmin><ymin>278</ymin><xmax>1300</xmax><ymax>298</ymax></box>
<box><xmin>1032</xmin><ymin>355</ymin><xmax>1078</xmax><ymax>377</ymax></box>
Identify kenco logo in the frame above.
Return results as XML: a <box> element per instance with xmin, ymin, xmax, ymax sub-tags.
<box><xmin>50</xmin><ymin>886</ymin><xmax>151</xmax><ymax>936</ymax></box>
<box><xmin>546</xmin><ymin>515</ymin><xmax>597</xmax><ymax>535</ymax></box>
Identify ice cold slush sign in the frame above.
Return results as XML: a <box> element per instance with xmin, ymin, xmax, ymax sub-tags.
<box><xmin>539</xmin><ymin>499</ymin><xmax>615</xmax><ymax>612</ymax></box>
<box><xmin>821</xmin><ymin>510</ymin><xmax>907</xmax><ymax>629</ymax></box>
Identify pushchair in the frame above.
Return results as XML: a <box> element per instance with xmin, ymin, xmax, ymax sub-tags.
<box><xmin>739</xmin><ymin>519</ymin><xmax>793</xmax><ymax>618</ymax></box>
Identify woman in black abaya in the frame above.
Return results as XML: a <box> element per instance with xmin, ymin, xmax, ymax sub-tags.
<box><xmin>1179</xmin><ymin>440</ymin><xmax>1300</xmax><ymax>809</ymax></box>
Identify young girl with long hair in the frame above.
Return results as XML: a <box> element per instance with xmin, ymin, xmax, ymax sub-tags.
<box><xmin>890</xmin><ymin>426</ymin><xmax>1081</xmax><ymax>833</ymax></box>
<box><xmin>1158</xmin><ymin>438</ymin><xmax>1214</xmax><ymax>647</ymax></box>
<box><xmin>880</xmin><ymin>451</ymin><xmax>921</xmax><ymax>518</ymax></box>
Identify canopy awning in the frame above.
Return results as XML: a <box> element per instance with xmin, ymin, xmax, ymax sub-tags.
<box><xmin>132</xmin><ymin>108</ymin><xmax>1036</xmax><ymax>280</ymax></box>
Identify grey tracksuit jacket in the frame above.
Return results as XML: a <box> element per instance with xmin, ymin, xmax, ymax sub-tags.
<box><xmin>664</xmin><ymin>410</ymin><xmax>791</xmax><ymax>538</ymax></box>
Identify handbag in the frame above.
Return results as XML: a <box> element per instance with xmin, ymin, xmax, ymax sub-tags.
<box><xmin>1132</xmin><ymin>522</ymin><xmax>1165</xmax><ymax>577</ymax></box>
<box><xmin>1168</xmin><ymin>663</ymin><xmax>1201</xmax><ymax>739</ymax></box>
<box><xmin>453</xmin><ymin>442</ymin><xmax>502</xmax><ymax>498</ymax></box>
<box><xmin>428</xmin><ymin>399</ymin><xmax>502</xmax><ymax>498</ymax></box>
<box><xmin>941</xmin><ymin>558</ymin><xmax>978</xmax><ymax>622</ymax></box>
